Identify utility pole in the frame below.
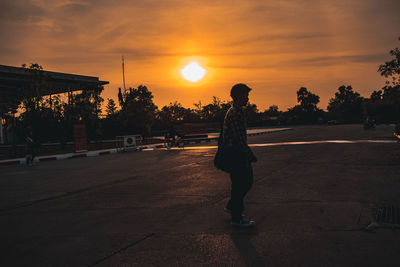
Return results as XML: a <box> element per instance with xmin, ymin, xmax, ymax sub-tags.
<box><xmin>122</xmin><ymin>55</ymin><xmax>126</xmax><ymax>94</ymax></box>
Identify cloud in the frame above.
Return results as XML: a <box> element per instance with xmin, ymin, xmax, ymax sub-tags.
<box><xmin>211</xmin><ymin>53</ymin><xmax>388</xmax><ymax>70</ymax></box>
<box><xmin>295</xmin><ymin>54</ymin><xmax>389</xmax><ymax>66</ymax></box>
<box><xmin>57</xmin><ymin>2</ymin><xmax>90</xmax><ymax>15</ymax></box>
<box><xmin>0</xmin><ymin>0</ymin><xmax>46</xmax><ymax>22</ymax></box>
<box><xmin>229</xmin><ymin>32</ymin><xmax>330</xmax><ymax>46</ymax></box>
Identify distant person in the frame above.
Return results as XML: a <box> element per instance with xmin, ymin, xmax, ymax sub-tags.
<box><xmin>364</xmin><ymin>116</ymin><xmax>376</xmax><ymax>130</ymax></box>
<box><xmin>25</xmin><ymin>130</ymin><xmax>37</xmax><ymax>166</ymax></box>
<box><xmin>164</xmin><ymin>127</ymin><xmax>177</xmax><ymax>147</ymax></box>
<box><xmin>223</xmin><ymin>83</ymin><xmax>257</xmax><ymax>228</ymax></box>
<box><xmin>169</xmin><ymin>127</ymin><xmax>177</xmax><ymax>144</ymax></box>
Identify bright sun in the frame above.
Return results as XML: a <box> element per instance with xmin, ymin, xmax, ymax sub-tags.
<box><xmin>180</xmin><ymin>61</ymin><xmax>206</xmax><ymax>82</ymax></box>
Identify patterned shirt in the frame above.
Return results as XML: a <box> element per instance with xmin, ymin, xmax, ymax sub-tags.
<box><xmin>223</xmin><ymin>104</ymin><xmax>256</xmax><ymax>163</ymax></box>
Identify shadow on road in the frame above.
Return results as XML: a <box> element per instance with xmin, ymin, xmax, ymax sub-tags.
<box><xmin>230</xmin><ymin>227</ymin><xmax>267</xmax><ymax>266</ymax></box>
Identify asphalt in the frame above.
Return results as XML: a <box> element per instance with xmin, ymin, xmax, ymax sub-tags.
<box><xmin>1</xmin><ymin>124</ymin><xmax>399</xmax><ymax>266</ymax></box>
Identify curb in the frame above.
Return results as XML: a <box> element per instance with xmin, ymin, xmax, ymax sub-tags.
<box><xmin>0</xmin><ymin>128</ymin><xmax>292</xmax><ymax>166</ymax></box>
<box><xmin>0</xmin><ymin>149</ymin><xmax>119</xmax><ymax>166</ymax></box>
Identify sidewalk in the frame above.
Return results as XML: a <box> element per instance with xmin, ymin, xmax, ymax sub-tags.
<box><xmin>0</xmin><ymin>128</ymin><xmax>292</xmax><ymax>166</ymax></box>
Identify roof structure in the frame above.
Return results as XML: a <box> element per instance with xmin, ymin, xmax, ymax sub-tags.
<box><xmin>0</xmin><ymin>64</ymin><xmax>109</xmax><ymax>101</ymax></box>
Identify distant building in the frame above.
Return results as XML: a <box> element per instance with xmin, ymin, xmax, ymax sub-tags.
<box><xmin>0</xmin><ymin>64</ymin><xmax>109</xmax><ymax>144</ymax></box>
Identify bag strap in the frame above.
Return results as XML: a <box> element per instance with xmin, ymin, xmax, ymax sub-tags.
<box><xmin>218</xmin><ymin>126</ymin><xmax>224</xmax><ymax>146</ymax></box>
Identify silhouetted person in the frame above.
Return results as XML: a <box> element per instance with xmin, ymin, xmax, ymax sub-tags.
<box><xmin>165</xmin><ymin>127</ymin><xmax>177</xmax><ymax>147</ymax></box>
<box><xmin>364</xmin><ymin>116</ymin><xmax>376</xmax><ymax>130</ymax></box>
<box><xmin>223</xmin><ymin>83</ymin><xmax>257</xmax><ymax>228</ymax></box>
<box><xmin>25</xmin><ymin>129</ymin><xmax>36</xmax><ymax>166</ymax></box>
<box><xmin>169</xmin><ymin>127</ymin><xmax>177</xmax><ymax>144</ymax></box>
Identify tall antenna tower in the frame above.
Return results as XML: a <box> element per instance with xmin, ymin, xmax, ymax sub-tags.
<box><xmin>122</xmin><ymin>55</ymin><xmax>126</xmax><ymax>93</ymax></box>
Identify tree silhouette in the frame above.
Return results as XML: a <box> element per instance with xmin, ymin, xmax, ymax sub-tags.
<box><xmin>200</xmin><ymin>97</ymin><xmax>231</xmax><ymax>123</ymax></box>
<box><xmin>378</xmin><ymin>37</ymin><xmax>400</xmax><ymax>87</ymax></box>
<box><xmin>158</xmin><ymin>101</ymin><xmax>187</xmax><ymax>125</ymax></box>
<box><xmin>102</xmin><ymin>98</ymin><xmax>119</xmax><ymax>139</ymax></box>
<box><xmin>266</xmin><ymin>105</ymin><xmax>279</xmax><ymax>116</ymax></box>
<box><xmin>260</xmin><ymin>105</ymin><xmax>281</xmax><ymax>126</ymax></box>
<box><xmin>370</xmin><ymin>90</ymin><xmax>383</xmax><ymax>102</ymax></box>
<box><xmin>369</xmin><ymin>37</ymin><xmax>400</xmax><ymax>123</ymax></box>
<box><xmin>297</xmin><ymin>87</ymin><xmax>320</xmax><ymax>109</ymax></box>
<box><xmin>244</xmin><ymin>102</ymin><xmax>260</xmax><ymax>126</ymax></box>
<box><xmin>118</xmin><ymin>85</ymin><xmax>157</xmax><ymax>136</ymax></box>
<box><xmin>327</xmin><ymin>85</ymin><xmax>364</xmax><ymax>123</ymax></box>
<box><xmin>105</xmin><ymin>98</ymin><xmax>117</xmax><ymax>118</ymax></box>
<box><xmin>287</xmin><ymin>87</ymin><xmax>322</xmax><ymax>124</ymax></box>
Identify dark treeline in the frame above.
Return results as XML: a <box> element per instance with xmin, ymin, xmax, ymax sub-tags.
<box><xmin>2</xmin><ymin>38</ymin><xmax>399</xmax><ymax>144</ymax></box>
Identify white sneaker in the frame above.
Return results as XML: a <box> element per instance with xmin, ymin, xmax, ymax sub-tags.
<box><xmin>224</xmin><ymin>207</ymin><xmax>244</xmax><ymax>217</ymax></box>
<box><xmin>231</xmin><ymin>218</ymin><xmax>255</xmax><ymax>228</ymax></box>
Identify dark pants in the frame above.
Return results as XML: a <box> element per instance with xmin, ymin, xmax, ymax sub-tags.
<box><xmin>226</xmin><ymin>164</ymin><xmax>254</xmax><ymax>221</ymax></box>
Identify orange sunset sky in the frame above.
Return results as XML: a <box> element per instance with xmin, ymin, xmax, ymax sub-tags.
<box><xmin>1</xmin><ymin>0</ymin><xmax>399</xmax><ymax>111</ymax></box>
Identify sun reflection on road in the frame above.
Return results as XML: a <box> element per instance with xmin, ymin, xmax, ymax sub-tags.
<box><xmin>151</xmin><ymin>139</ymin><xmax>397</xmax><ymax>151</ymax></box>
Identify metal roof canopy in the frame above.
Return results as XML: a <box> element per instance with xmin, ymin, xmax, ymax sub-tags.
<box><xmin>0</xmin><ymin>64</ymin><xmax>109</xmax><ymax>98</ymax></box>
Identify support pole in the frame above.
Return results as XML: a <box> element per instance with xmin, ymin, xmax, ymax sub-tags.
<box><xmin>122</xmin><ymin>55</ymin><xmax>126</xmax><ymax>94</ymax></box>
<box><xmin>0</xmin><ymin>117</ymin><xmax>3</xmax><ymax>144</ymax></box>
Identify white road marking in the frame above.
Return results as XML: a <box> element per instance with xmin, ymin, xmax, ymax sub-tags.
<box><xmin>143</xmin><ymin>139</ymin><xmax>397</xmax><ymax>151</ymax></box>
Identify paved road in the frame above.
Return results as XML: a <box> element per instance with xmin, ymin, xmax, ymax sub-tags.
<box><xmin>1</xmin><ymin>124</ymin><xmax>399</xmax><ymax>266</ymax></box>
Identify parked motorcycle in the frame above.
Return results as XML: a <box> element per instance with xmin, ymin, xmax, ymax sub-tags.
<box><xmin>363</xmin><ymin>117</ymin><xmax>376</xmax><ymax>130</ymax></box>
